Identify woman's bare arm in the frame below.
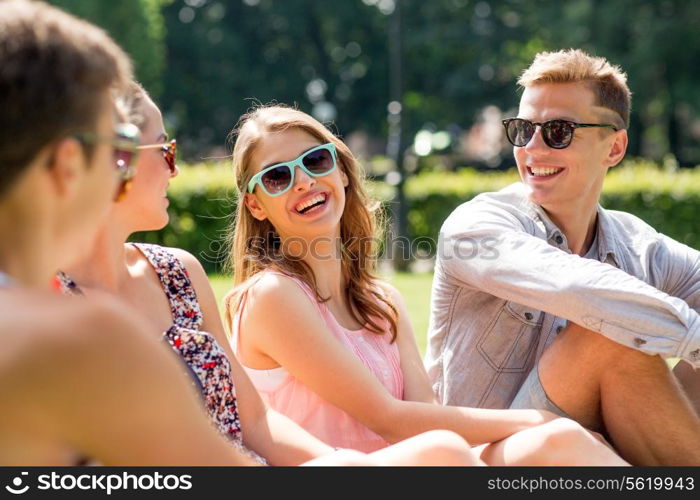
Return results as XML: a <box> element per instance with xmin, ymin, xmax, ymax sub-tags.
<box><xmin>173</xmin><ymin>249</ymin><xmax>335</xmax><ymax>464</ymax></box>
<box><xmin>0</xmin><ymin>292</ymin><xmax>255</xmax><ymax>465</ymax></box>
<box><xmin>235</xmin><ymin>273</ymin><xmax>555</xmax><ymax>446</ymax></box>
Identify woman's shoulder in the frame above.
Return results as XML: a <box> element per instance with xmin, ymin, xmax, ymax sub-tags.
<box><xmin>162</xmin><ymin>246</ymin><xmax>208</xmax><ymax>276</ymax></box>
<box><xmin>371</xmin><ymin>279</ymin><xmax>399</xmax><ymax>299</ymax></box>
<box><xmin>232</xmin><ymin>271</ymin><xmax>329</xmax><ymax>349</ymax></box>
<box><xmin>231</xmin><ymin>270</ymin><xmax>325</xmax><ymax>329</ymax></box>
<box><xmin>368</xmin><ymin>279</ymin><xmax>403</xmax><ymax>311</ymax></box>
<box><xmin>0</xmin><ymin>291</ymin><xmax>146</xmax><ymax>365</ymax></box>
<box><xmin>131</xmin><ymin>243</ymin><xmax>207</xmax><ymax>281</ymax></box>
<box><xmin>245</xmin><ymin>269</ymin><xmax>314</xmax><ymax>304</ymax></box>
<box><xmin>0</xmin><ymin>292</ymin><xmax>156</xmax><ymax>437</ymax></box>
<box><xmin>130</xmin><ymin>243</ymin><xmax>199</xmax><ymax>268</ymax></box>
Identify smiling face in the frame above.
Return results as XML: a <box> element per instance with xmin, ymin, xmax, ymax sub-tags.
<box><xmin>115</xmin><ymin>95</ymin><xmax>177</xmax><ymax>232</ymax></box>
<box><xmin>244</xmin><ymin>127</ymin><xmax>349</xmax><ymax>242</ymax></box>
<box><xmin>514</xmin><ymin>81</ymin><xmax>627</xmax><ymax>215</ymax></box>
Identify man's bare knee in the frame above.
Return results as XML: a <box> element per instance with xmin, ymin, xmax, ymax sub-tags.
<box><xmin>534</xmin><ymin>418</ymin><xmax>626</xmax><ymax>465</ymax></box>
<box><xmin>537</xmin><ymin>324</ymin><xmax>652</xmax><ymax>431</ymax></box>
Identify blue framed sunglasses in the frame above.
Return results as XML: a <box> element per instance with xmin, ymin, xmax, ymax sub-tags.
<box><xmin>247</xmin><ymin>143</ymin><xmax>337</xmax><ymax>196</ymax></box>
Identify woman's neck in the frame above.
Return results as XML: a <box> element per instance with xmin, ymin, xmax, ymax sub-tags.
<box><xmin>62</xmin><ymin>224</ymin><xmax>132</xmax><ymax>293</ymax></box>
<box><xmin>284</xmin><ymin>233</ymin><xmax>347</xmax><ymax>299</ymax></box>
<box><xmin>0</xmin><ymin>250</ymin><xmax>48</xmax><ymax>289</ymax></box>
<box><xmin>305</xmin><ymin>257</ymin><xmax>346</xmax><ymax>299</ymax></box>
<box><xmin>0</xmin><ymin>217</ymin><xmax>54</xmax><ymax>289</ymax></box>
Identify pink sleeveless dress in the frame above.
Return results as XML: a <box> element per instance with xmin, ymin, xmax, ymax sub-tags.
<box><xmin>232</xmin><ymin>271</ymin><xmax>404</xmax><ymax>452</ymax></box>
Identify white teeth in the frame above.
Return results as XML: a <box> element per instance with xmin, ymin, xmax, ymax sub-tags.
<box><xmin>530</xmin><ymin>167</ymin><xmax>563</xmax><ymax>177</ymax></box>
<box><xmin>295</xmin><ymin>194</ymin><xmax>326</xmax><ymax>212</ymax></box>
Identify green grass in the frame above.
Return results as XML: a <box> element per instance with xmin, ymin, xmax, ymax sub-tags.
<box><xmin>209</xmin><ymin>271</ymin><xmax>434</xmax><ymax>355</ymax></box>
<box><xmin>210</xmin><ymin>271</ymin><xmax>680</xmax><ymax>368</ymax></box>
<box><xmin>380</xmin><ymin>271</ymin><xmax>434</xmax><ymax>354</ymax></box>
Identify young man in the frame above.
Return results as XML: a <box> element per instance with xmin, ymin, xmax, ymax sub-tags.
<box><xmin>425</xmin><ymin>49</ymin><xmax>700</xmax><ymax>465</ymax></box>
<box><xmin>0</xmin><ymin>0</ymin><xmax>258</xmax><ymax>465</ymax></box>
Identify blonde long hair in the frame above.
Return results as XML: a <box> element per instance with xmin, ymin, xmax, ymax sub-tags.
<box><xmin>224</xmin><ymin>105</ymin><xmax>397</xmax><ymax>341</ymax></box>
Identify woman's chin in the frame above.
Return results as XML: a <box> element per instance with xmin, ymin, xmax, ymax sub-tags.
<box><xmin>131</xmin><ymin>213</ymin><xmax>170</xmax><ymax>234</ymax></box>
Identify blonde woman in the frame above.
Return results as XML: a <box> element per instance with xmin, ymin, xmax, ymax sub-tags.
<box><xmin>225</xmin><ymin>104</ymin><xmax>628</xmax><ymax>465</ymax></box>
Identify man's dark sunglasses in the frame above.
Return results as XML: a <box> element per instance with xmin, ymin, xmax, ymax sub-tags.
<box><xmin>502</xmin><ymin>118</ymin><xmax>619</xmax><ymax>149</ymax></box>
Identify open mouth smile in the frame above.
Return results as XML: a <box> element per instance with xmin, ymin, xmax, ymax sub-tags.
<box><xmin>294</xmin><ymin>192</ymin><xmax>329</xmax><ymax>215</ymax></box>
<box><xmin>527</xmin><ymin>166</ymin><xmax>564</xmax><ymax>178</ymax></box>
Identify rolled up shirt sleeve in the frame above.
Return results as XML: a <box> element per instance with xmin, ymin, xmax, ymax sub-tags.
<box><xmin>652</xmin><ymin>234</ymin><xmax>700</xmax><ymax>312</ymax></box>
<box><xmin>438</xmin><ymin>200</ymin><xmax>700</xmax><ymax>367</ymax></box>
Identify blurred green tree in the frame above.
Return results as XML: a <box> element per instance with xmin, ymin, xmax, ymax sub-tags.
<box><xmin>48</xmin><ymin>0</ymin><xmax>172</xmax><ymax>97</ymax></box>
<box><xmin>516</xmin><ymin>0</ymin><xmax>700</xmax><ymax>165</ymax></box>
<box><xmin>161</xmin><ymin>0</ymin><xmax>389</xmax><ymax>157</ymax></box>
<box><xmin>48</xmin><ymin>0</ymin><xmax>700</xmax><ymax>166</ymax></box>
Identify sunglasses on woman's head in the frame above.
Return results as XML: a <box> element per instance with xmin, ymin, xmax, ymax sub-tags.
<box><xmin>247</xmin><ymin>142</ymin><xmax>337</xmax><ymax>197</ymax></box>
<box><xmin>74</xmin><ymin>123</ymin><xmax>140</xmax><ymax>201</ymax></box>
<box><xmin>502</xmin><ymin>118</ymin><xmax>619</xmax><ymax>149</ymax></box>
<box><xmin>137</xmin><ymin>139</ymin><xmax>177</xmax><ymax>174</ymax></box>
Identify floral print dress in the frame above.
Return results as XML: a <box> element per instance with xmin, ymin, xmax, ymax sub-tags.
<box><xmin>56</xmin><ymin>243</ymin><xmax>266</xmax><ymax>465</ymax></box>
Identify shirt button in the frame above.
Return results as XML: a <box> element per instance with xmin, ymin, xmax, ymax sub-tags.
<box><xmin>556</xmin><ymin>325</ymin><xmax>563</xmax><ymax>334</ymax></box>
<box><xmin>633</xmin><ymin>337</ymin><xmax>647</xmax><ymax>347</ymax></box>
<box><xmin>554</xmin><ymin>235</ymin><xmax>563</xmax><ymax>244</ymax></box>
<box><xmin>524</xmin><ymin>312</ymin><xmax>533</xmax><ymax>321</ymax></box>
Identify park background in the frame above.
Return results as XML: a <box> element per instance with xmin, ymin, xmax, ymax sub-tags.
<box><xmin>51</xmin><ymin>0</ymin><xmax>700</xmax><ymax>352</ymax></box>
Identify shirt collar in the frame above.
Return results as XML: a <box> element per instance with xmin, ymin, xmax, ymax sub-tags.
<box><xmin>524</xmin><ymin>196</ymin><xmax>620</xmax><ymax>265</ymax></box>
<box><xmin>593</xmin><ymin>205</ymin><xmax>620</xmax><ymax>265</ymax></box>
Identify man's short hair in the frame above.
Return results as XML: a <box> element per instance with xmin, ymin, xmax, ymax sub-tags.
<box><xmin>517</xmin><ymin>49</ymin><xmax>631</xmax><ymax>130</ymax></box>
<box><xmin>0</xmin><ymin>0</ymin><xmax>132</xmax><ymax>197</ymax></box>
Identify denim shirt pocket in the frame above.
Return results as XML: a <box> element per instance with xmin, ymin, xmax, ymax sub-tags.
<box><xmin>477</xmin><ymin>301</ymin><xmax>542</xmax><ymax>372</ymax></box>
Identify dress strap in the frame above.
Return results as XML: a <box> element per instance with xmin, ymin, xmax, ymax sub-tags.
<box><xmin>131</xmin><ymin>243</ymin><xmax>203</xmax><ymax>330</ymax></box>
<box><xmin>160</xmin><ymin>330</ymin><xmax>205</xmax><ymax>400</ymax></box>
<box><xmin>54</xmin><ymin>271</ymin><xmax>83</xmax><ymax>296</ymax></box>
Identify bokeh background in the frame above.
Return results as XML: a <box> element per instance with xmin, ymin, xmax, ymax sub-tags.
<box><xmin>50</xmin><ymin>0</ymin><xmax>700</xmax><ymax>165</ymax></box>
<box><xmin>49</xmin><ymin>0</ymin><xmax>700</xmax><ymax>348</ymax></box>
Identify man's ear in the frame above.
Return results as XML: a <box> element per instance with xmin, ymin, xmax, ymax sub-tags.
<box><xmin>244</xmin><ymin>192</ymin><xmax>268</xmax><ymax>221</ymax></box>
<box><xmin>45</xmin><ymin>138</ymin><xmax>84</xmax><ymax>198</ymax></box>
<box><xmin>606</xmin><ymin>129</ymin><xmax>628</xmax><ymax>168</ymax></box>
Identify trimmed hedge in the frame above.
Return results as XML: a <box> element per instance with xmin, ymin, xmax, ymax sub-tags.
<box><xmin>130</xmin><ymin>162</ymin><xmax>237</xmax><ymax>272</ymax></box>
<box><xmin>131</xmin><ymin>158</ymin><xmax>700</xmax><ymax>272</ymax></box>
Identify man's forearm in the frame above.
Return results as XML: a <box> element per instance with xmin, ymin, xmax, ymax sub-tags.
<box><xmin>442</xmin><ymin>226</ymin><xmax>700</xmax><ymax>366</ymax></box>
